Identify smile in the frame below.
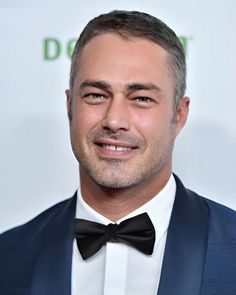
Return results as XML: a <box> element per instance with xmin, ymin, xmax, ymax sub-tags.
<box><xmin>102</xmin><ymin>144</ymin><xmax>131</xmax><ymax>151</ymax></box>
<box><xmin>94</xmin><ymin>141</ymin><xmax>137</xmax><ymax>158</ymax></box>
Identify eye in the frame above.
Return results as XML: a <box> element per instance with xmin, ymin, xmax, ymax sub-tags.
<box><xmin>88</xmin><ymin>93</ymin><xmax>105</xmax><ymax>99</ymax></box>
<box><xmin>83</xmin><ymin>93</ymin><xmax>106</xmax><ymax>104</ymax></box>
<box><xmin>135</xmin><ymin>96</ymin><xmax>151</xmax><ymax>103</ymax></box>
<box><xmin>130</xmin><ymin>95</ymin><xmax>157</xmax><ymax>108</ymax></box>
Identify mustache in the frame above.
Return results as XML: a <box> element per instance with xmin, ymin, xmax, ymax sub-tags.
<box><xmin>89</xmin><ymin>129</ymin><xmax>145</xmax><ymax>147</ymax></box>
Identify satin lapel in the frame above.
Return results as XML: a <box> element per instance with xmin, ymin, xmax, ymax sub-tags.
<box><xmin>157</xmin><ymin>176</ymin><xmax>209</xmax><ymax>295</ymax></box>
<box><xmin>31</xmin><ymin>193</ymin><xmax>77</xmax><ymax>295</ymax></box>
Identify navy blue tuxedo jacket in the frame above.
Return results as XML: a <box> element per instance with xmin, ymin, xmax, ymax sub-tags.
<box><xmin>1</xmin><ymin>176</ymin><xmax>236</xmax><ymax>295</ymax></box>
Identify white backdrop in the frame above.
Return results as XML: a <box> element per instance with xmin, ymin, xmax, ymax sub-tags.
<box><xmin>0</xmin><ymin>0</ymin><xmax>235</xmax><ymax>233</ymax></box>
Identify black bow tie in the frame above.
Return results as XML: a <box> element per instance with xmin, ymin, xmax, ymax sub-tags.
<box><xmin>74</xmin><ymin>213</ymin><xmax>155</xmax><ymax>260</ymax></box>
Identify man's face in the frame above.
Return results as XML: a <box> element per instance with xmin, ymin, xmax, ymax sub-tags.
<box><xmin>66</xmin><ymin>33</ymin><xmax>188</xmax><ymax>189</ymax></box>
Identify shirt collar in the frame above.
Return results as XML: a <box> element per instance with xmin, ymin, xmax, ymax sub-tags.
<box><xmin>75</xmin><ymin>174</ymin><xmax>176</xmax><ymax>247</ymax></box>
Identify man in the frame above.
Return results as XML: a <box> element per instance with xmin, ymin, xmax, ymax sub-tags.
<box><xmin>1</xmin><ymin>10</ymin><xmax>236</xmax><ymax>295</ymax></box>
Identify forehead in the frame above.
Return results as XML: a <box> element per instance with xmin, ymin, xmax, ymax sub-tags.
<box><xmin>75</xmin><ymin>33</ymin><xmax>174</xmax><ymax>95</ymax></box>
<box><xmin>79</xmin><ymin>32</ymin><xmax>169</xmax><ymax>67</ymax></box>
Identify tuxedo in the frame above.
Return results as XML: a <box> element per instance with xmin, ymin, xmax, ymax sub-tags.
<box><xmin>1</xmin><ymin>176</ymin><xmax>236</xmax><ymax>295</ymax></box>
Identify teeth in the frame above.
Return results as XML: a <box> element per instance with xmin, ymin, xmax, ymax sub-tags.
<box><xmin>102</xmin><ymin>144</ymin><xmax>131</xmax><ymax>151</ymax></box>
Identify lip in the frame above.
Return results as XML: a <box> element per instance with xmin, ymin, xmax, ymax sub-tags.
<box><xmin>95</xmin><ymin>138</ymin><xmax>136</xmax><ymax>148</ymax></box>
<box><xmin>94</xmin><ymin>138</ymin><xmax>138</xmax><ymax>159</ymax></box>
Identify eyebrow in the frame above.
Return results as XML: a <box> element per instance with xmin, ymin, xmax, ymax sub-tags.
<box><xmin>79</xmin><ymin>80</ymin><xmax>162</xmax><ymax>94</ymax></box>
<box><xmin>125</xmin><ymin>82</ymin><xmax>162</xmax><ymax>93</ymax></box>
<box><xmin>79</xmin><ymin>80</ymin><xmax>112</xmax><ymax>94</ymax></box>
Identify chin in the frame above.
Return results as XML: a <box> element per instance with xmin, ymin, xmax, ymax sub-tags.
<box><xmin>88</xmin><ymin>168</ymin><xmax>147</xmax><ymax>189</ymax></box>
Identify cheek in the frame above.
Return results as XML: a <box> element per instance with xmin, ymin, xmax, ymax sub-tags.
<box><xmin>132</xmin><ymin>110</ymin><xmax>163</xmax><ymax>137</ymax></box>
<box><xmin>70</xmin><ymin>104</ymin><xmax>108</xmax><ymax>155</ymax></box>
<box><xmin>72</xmin><ymin>104</ymin><xmax>105</xmax><ymax>132</ymax></box>
<box><xmin>133</xmin><ymin>109</ymin><xmax>176</xmax><ymax>145</ymax></box>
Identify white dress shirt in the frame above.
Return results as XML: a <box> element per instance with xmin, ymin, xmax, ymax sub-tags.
<box><xmin>71</xmin><ymin>175</ymin><xmax>176</xmax><ymax>295</ymax></box>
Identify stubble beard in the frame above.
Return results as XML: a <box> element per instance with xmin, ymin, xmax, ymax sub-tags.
<box><xmin>76</xmin><ymin>125</ymin><xmax>176</xmax><ymax>189</ymax></box>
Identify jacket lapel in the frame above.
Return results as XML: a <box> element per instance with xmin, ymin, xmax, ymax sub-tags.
<box><xmin>157</xmin><ymin>176</ymin><xmax>209</xmax><ymax>295</ymax></box>
<box><xmin>31</xmin><ymin>193</ymin><xmax>77</xmax><ymax>295</ymax></box>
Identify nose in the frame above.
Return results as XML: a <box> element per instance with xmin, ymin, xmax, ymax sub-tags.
<box><xmin>102</xmin><ymin>96</ymin><xmax>130</xmax><ymax>132</ymax></box>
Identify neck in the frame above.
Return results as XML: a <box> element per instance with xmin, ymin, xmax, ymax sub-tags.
<box><xmin>79</xmin><ymin>167</ymin><xmax>172</xmax><ymax>222</ymax></box>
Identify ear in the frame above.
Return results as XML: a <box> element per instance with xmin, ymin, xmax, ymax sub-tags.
<box><xmin>175</xmin><ymin>96</ymin><xmax>190</xmax><ymax>136</ymax></box>
<box><xmin>65</xmin><ymin>89</ymin><xmax>72</xmax><ymax>121</ymax></box>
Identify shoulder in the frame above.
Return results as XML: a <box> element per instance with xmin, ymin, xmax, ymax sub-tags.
<box><xmin>184</xmin><ymin>191</ymin><xmax>236</xmax><ymax>291</ymax></box>
<box><xmin>0</xmin><ymin>193</ymin><xmax>76</xmax><ymax>247</ymax></box>
<box><xmin>203</xmin><ymin>196</ymin><xmax>236</xmax><ymax>221</ymax></box>
<box><xmin>0</xmin><ymin>194</ymin><xmax>76</xmax><ymax>292</ymax></box>
<box><xmin>204</xmin><ymin>196</ymin><xmax>236</xmax><ymax>240</ymax></box>
<box><xmin>187</xmin><ymin>188</ymin><xmax>236</xmax><ymax>238</ymax></box>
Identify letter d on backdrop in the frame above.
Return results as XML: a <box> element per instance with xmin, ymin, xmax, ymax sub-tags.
<box><xmin>43</xmin><ymin>38</ymin><xmax>61</xmax><ymax>60</ymax></box>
